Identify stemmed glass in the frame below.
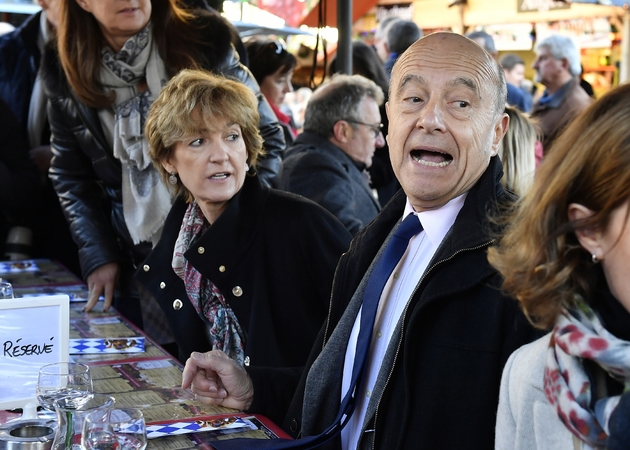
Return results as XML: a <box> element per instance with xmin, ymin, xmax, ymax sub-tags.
<box><xmin>82</xmin><ymin>407</ymin><xmax>147</xmax><ymax>450</ymax></box>
<box><xmin>36</xmin><ymin>362</ymin><xmax>94</xmax><ymax>411</ymax></box>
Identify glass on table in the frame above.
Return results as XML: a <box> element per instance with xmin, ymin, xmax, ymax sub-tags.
<box><xmin>53</xmin><ymin>394</ymin><xmax>115</xmax><ymax>450</ymax></box>
<box><xmin>0</xmin><ymin>279</ymin><xmax>13</xmax><ymax>299</ymax></box>
<box><xmin>36</xmin><ymin>362</ymin><xmax>93</xmax><ymax>411</ymax></box>
<box><xmin>82</xmin><ymin>407</ymin><xmax>147</xmax><ymax>450</ymax></box>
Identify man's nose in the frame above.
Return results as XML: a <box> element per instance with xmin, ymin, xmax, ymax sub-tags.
<box><xmin>416</xmin><ymin>99</ymin><xmax>446</xmax><ymax>132</ymax></box>
<box><xmin>375</xmin><ymin>131</ymin><xmax>385</xmax><ymax>148</ymax></box>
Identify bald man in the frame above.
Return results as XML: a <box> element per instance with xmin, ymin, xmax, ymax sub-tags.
<box><xmin>181</xmin><ymin>32</ymin><xmax>539</xmax><ymax>449</ymax></box>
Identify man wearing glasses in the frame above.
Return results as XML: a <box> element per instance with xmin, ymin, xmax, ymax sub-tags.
<box><xmin>280</xmin><ymin>74</ymin><xmax>385</xmax><ymax>236</ymax></box>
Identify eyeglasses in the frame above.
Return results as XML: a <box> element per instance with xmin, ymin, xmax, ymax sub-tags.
<box><xmin>344</xmin><ymin>120</ymin><xmax>383</xmax><ymax>138</ymax></box>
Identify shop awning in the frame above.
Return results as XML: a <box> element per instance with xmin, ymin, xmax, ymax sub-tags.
<box><xmin>300</xmin><ymin>0</ymin><xmax>379</xmax><ymax>28</ymax></box>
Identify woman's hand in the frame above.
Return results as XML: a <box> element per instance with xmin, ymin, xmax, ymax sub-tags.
<box><xmin>85</xmin><ymin>262</ymin><xmax>119</xmax><ymax>312</ymax></box>
<box><xmin>182</xmin><ymin>351</ymin><xmax>254</xmax><ymax>411</ymax></box>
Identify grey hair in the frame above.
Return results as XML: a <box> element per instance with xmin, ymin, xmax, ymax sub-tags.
<box><xmin>535</xmin><ymin>35</ymin><xmax>582</xmax><ymax>76</ymax></box>
<box><xmin>303</xmin><ymin>74</ymin><xmax>385</xmax><ymax>138</ymax></box>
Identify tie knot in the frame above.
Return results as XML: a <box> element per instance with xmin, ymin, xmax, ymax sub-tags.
<box><xmin>394</xmin><ymin>214</ymin><xmax>423</xmax><ymax>242</ymax></box>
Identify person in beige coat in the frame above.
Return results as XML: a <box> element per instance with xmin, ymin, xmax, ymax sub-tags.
<box><xmin>490</xmin><ymin>82</ymin><xmax>630</xmax><ymax>450</ymax></box>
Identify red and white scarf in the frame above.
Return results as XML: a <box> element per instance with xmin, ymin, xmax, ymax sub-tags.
<box><xmin>172</xmin><ymin>201</ymin><xmax>246</xmax><ymax>364</ymax></box>
<box><xmin>544</xmin><ymin>298</ymin><xmax>630</xmax><ymax>448</ymax></box>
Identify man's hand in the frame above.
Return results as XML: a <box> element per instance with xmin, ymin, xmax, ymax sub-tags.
<box><xmin>182</xmin><ymin>351</ymin><xmax>254</xmax><ymax>411</ymax></box>
<box><xmin>85</xmin><ymin>262</ymin><xmax>118</xmax><ymax>312</ymax></box>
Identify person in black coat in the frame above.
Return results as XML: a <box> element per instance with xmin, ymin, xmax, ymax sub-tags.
<box><xmin>138</xmin><ymin>69</ymin><xmax>351</xmax><ymax>425</ymax></box>
<box><xmin>42</xmin><ymin>0</ymin><xmax>286</xmax><ymax>328</ymax></box>
<box><xmin>0</xmin><ymin>97</ymin><xmax>42</xmax><ymax>256</ymax></box>
<box><xmin>329</xmin><ymin>40</ymin><xmax>400</xmax><ymax>206</ymax></box>
<box><xmin>0</xmin><ymin>3</ymin><xmax>80</xmax><ymax>274</ymax></box>
<box><xmin>280</xmin><ymin>74</ymin><xmax>384</xmax><ymax>236</ymax></box>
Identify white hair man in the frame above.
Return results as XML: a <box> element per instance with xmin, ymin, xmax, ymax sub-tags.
<box><xmin>530</xmin><ymin>35</ymin><xmax>592</xmax><ymax>152</ymax></box>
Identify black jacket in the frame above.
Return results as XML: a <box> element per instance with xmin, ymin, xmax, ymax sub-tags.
<box><xmin>283</xmin><ymin>156</ymin><xmax>539</xmax><ymax>449</ymax></box>
<box><xmin>42</xmin><ymin>11</ymin><xmax>285</xmax><ymax>280</ymax></box>
<box><xmin>281</xmin><ymin>131</ymin><xmax>381</xmax><ymax>236</ymax></box>
<box><xmin>0</xmin><ymin>97</ymin><xmax>42</xmax><ymax>245</ymax></box>
<box><xmin>0</xmin><ymin>11</ymin><xmax>41</xmax><ymax>136</ymax></box>
<box><xmin>135</xmin><ymin>175</ymin><xmax>351</xmax><ymax>425</ymax></box>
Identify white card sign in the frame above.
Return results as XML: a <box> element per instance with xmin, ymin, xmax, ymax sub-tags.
<box><xmin>0</xmin><ymin>295</ymin><xmax>70</xmax><ymax>410</ymax></box>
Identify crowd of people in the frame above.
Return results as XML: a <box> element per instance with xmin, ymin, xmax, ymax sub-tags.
<box><xmin>2</xmin><ymin>3</ymin><xmax>629</xmax><ymax>449</ymax></box>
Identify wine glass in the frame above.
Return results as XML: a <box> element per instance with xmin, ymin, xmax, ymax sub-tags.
<box><xmin>36</xmin><ymin>362</ymin><xmax>93</xmax><ymax>411</ymax></box>
<box><xmin>82</xmin><ymin>407</ymin><xmax>147</xmax><ymax>450</ymax></box>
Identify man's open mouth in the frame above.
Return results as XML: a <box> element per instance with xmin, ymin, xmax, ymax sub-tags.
<box><xmin>410</xmin><ymin>149</ymin><xmax>453</xmax><ymax>168</ymax></box>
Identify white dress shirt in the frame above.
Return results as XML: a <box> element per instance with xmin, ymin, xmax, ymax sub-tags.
<box><xmin>341</xmin><ymin>193</ymin><xmax>467</xmax><ymax>450</ymax></box>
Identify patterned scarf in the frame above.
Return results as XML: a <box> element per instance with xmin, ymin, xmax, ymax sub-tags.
<box><xmin>171</xmin><ymin>201</ymin><xmax>246</xmax><ymax>365</ymax></box>
<box><xmin>544</xmin><ymin>297</ymin><xmax>630</xmax><ymax>448</ymax></box>
<box><xmin>97</xmin><ymin>23</ymin><xmax>172</xmax><ymax>245</ymax></box>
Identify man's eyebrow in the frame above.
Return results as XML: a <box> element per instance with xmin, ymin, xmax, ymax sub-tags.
<box><xmin>448</xmin><ymin>77</ymin><xmax>481</xmax><ymax>99</ymax></box>
<box><xmin>396</xmin><ymin>74</ymin><xmax>425</xmax><ymax>97</ymax></box>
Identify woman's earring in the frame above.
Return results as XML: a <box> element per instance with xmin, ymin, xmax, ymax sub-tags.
<box><xmin>592</xmin><ymin>254</ymin><xmax>600</xmax><ymax>264</ymax></box>
<box><xmin>168</xmin><ymin>173</ymin><xmax>178</xmax><ymax>185</ymax></box>
<box><xmin>245</xmin><ymin>163</ymin><xmax>250</xmax><ymax>172</ymax></box>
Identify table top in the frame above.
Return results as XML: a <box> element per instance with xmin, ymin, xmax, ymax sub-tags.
<box><xmin>0</xmin><ymin>259</ymin><xmax>289</xmax><ymax>448</ymax></box>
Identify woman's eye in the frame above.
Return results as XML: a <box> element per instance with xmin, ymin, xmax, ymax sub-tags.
<box><xmin>190</xmin><ymin>138</ymin><xmax>204</xmax><ymax>147</ymax></box>
<box><xmin>226</xmin><ymin>133</ymin><xmax>240</xmax><ymax>141</ymax></box>
<box><xmin>454</xmin><ymin>101</ymin><xmax>470</xmax><ymax>108</ymax></box>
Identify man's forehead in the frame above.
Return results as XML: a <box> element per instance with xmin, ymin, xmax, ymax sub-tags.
<box><xmin>393</xmin><ymin>35</ymin><xmax>492</xmax><ymax>77</ymax></box>
<box><xmin>392</xmin><ymin>57</ymin><xmax>489</xmax><ymax>97</ymax></box>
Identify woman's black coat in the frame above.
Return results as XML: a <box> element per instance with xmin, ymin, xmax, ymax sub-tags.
<box><xmin>135</xmin><ymin>176</ymin><xmax>351</xmax><ymax>423</ymax></box>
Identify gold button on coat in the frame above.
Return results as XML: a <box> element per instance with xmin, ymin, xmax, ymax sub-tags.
<box><xmin>159</xmin><ymin>282</ymin><xmax>166</xmax><ymax>289</ymax></box>
<box><xmin>219</xmin><ymin>265</ymin><xmax>226</xmax><ymax>273</ymax></box>
<box><xmin>173</xmin><ymin>299</ymin><xmax>183</xmax><ymax>310</ymax></box>
<box><xmin>143</xmin><ymin>264</ymin><xmax>150</xmax><ymax>272</ymax></box>
<box><xmin>198</xmin><ymin>246</ymin><xmax>205</xmax><ymax>254</ymax></box>
<box><xmin>232</xmin><ymin>286</ymin><xmax>243</xmax><ymax>297</ymax></box>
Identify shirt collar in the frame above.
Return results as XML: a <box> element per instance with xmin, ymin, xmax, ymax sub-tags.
<box><xmin>402</xmin><ymin>193</ymin><xmax>468</xmax><ymax>248</ymax></box>
<box><xmin>538</xmin><ymin>78</ymin><xmax>574</xmax><ymax>108</ymax></box>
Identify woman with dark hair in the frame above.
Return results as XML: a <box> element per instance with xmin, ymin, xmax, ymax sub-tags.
<box><xmin>246</xmin><ymin>39</ymin><xmax>297</xmax><ymax>146</ymax></box>
<box><xmin>489</xmin><ymin>82</ymin><xmax>630</xmax><ymax>449</ymax></box>
<box><xmin>42</xmin><ymin>0</ymin><xmax>285</xmax><ymax>328</ymax></box>
<box><xmin>329</xmin><ymin>40</ymin><xmax>399</xmax><ymax>206</ymax></box>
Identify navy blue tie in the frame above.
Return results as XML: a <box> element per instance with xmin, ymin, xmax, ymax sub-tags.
<box><xmin>212</xmin><ymin>214</ymin><xmax>423</xmax><ymax>450</ymax></box>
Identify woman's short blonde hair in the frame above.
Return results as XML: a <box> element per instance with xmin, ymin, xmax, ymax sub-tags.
<box><xmin>145</xmin><ymin>69</ymin><xmax>264</xmax><ymax>201</ymax></box>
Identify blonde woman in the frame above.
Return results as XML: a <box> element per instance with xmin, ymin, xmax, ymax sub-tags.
<box><xmin>138</xmin><ymin>70</ymin><xmax>351</xmax><ymax>425</ymax></box>
<box><xmin>497</xmin><ymin>106</ymin><xmax>538</xmax><ymax>197</ymax></box>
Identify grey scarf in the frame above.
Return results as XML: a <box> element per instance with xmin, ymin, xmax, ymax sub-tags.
<box><xmin>97</xmin><ymin>23</ymin><xmax>172</xmax><ymax>245</ymax></box>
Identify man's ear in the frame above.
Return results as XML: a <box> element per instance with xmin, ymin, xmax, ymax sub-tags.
<box><xmin>568</xmin><ymin>203</ymin><xmax>603</xmax><ymax>258</ymax></box>
<box><xmin>490</xmin><ymin>113</ymin><xmax>509</xmax><ymax>156</ymax></box>
<box><xmin>332</xmin><ymin>120</ymin><xmax>351</xmax><ymax>144</ymax></box>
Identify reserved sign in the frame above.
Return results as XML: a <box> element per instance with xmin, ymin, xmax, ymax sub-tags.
<box><xmin>0</xmin><ymin>295</ymin><xmax>69</xmax><ymax>410</ymax></box>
